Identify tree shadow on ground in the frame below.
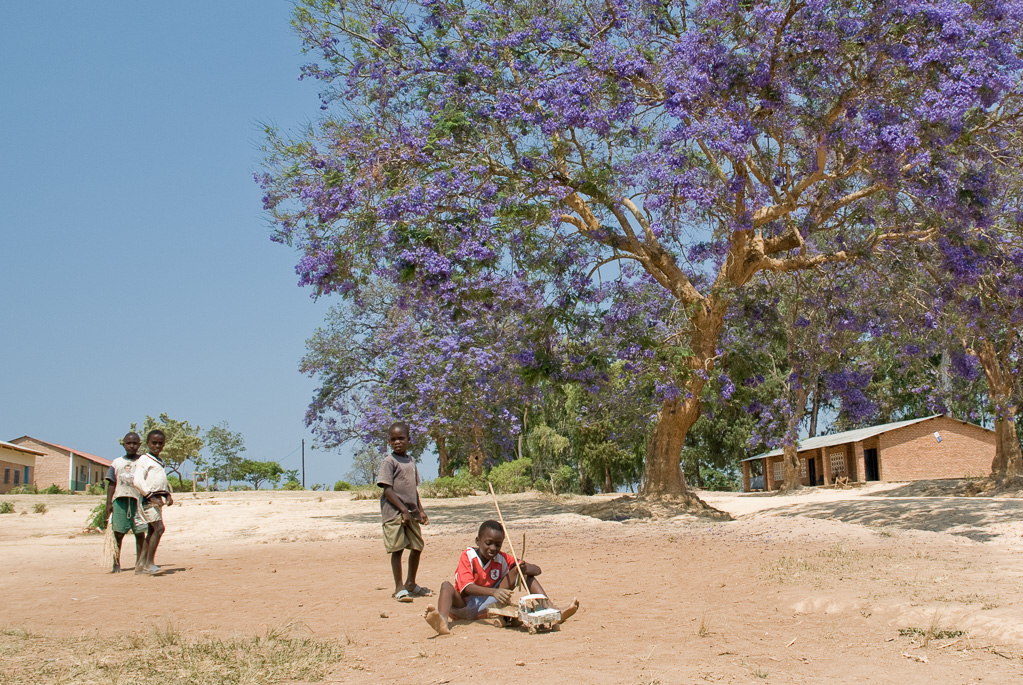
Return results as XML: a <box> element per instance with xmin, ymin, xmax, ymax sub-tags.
<box><xmin>311</xmin><ymin>494</ymin><xmax>579</xmax><ymax>528</ymax></box>
<box><xmin>754</xmin><ymin>497</ymin><xmax>1023</xmax><ymax>542</ymax></box>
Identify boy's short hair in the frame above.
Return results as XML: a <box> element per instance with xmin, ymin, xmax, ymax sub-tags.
<box><xmin>478</xmin><ymin>519</ymin><xmax>504</xmax><ymax>537</ymax></box>
<box><xmin>146</xmin><ymin>429</ymin><xmax>166</xmax><ymax>441</ymax></box>
<box><xmin>388</xmin><ymin>421</ymin><xmax>410</xmax><ymax>436</ymax></box>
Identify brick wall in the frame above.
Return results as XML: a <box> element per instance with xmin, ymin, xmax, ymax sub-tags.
<box><xmin>1</xmin><ymin>459</ymin><xmax>33</xmax><ymax>494</ymax></box>
<box><xmin>879</xmin><ymin>416</ymin><xmax>994</xmax><ymax>481</ymax></box>
<box><xmin>9</xmin><ymin>438</ymin><xmax>69</xmax><ymax>489</ymax></box>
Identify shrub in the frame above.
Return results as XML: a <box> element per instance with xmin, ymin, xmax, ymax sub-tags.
<box><xmin>42</xmin><ymin>484</ymin><xmax>65</xmax><ymax>495</ymax></box>
<box><xmin>33</xmin><ymin>502</ymin><xmax>47</xmax><ymax>514</ymax></box>
<box><xmin>350</xmin><ymin>488</ymin><xmax>378</xmax><ymax>500</ymax></box>
<box><xmin>85</xmin><ymin>501</ymin><xmax>107</xmax><ymax>529</ymax></box>
<box><xmin>229</xmin><ymin>484</ymin><xmax>253</xmax><ymax>491</ymax></box>
<box><xmin>86</xmin><ymin>483</ymin><xmax>105</xmax><ymax>495</ymax></box>
<box><xmin>420</xmin><ymin>475</ymin><xmax>476</xmax><ymax>498</ymax></box>
<box><xmin>536</xmin><ymin>465</ymin><xmax>577</xmax><ymax>494</ymax></box>
<box><xmin>281</xmin><ymin>480</ymin><xmax>304</xmax><ymax>491</ymax></box>
<box><xmin>9</xmin><ymin>484</ymin><xmax>38</xmax><ymax>495</ymax></box>
<box><xmin>310</xmin><ymin>483</ymin><xmax>324</xmax><ymax>491</ymax></box>
<box><xmin>333</xmin><ymin>480</ymin><xmax>353</xmax><ymax>491</ymax></box>
<box><xmin>487</xmin><ymin>458</ymin><xmax>533</xmax><ymax>494</ymax></box>
<box><xmin>0</xmin><ymin>501</ymin><xmax>14</xmax><ymax>514</ymax></box>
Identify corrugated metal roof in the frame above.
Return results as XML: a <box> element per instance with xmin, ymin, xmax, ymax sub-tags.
<box><xmin>741</xmin><ymin>414</ymin><xmax>982</xmax><ymax>462</ymax></box>
<box><xmin>0</xmin><ymin>440</ymin><xmax>46</xmax><ymax>457</ymax></box>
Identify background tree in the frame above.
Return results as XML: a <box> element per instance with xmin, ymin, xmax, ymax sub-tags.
<box><xmin>263</xmin><ymin>0</ymin><xmax>1022</xmax><ymax>498</ymax></box>
<box><xmin>239</xmin><ymin>459</ymin><xmax>285</xmax><ymax>490</ymax></box>
<box><xmin>129</xmin><ymin>413</ymin><xmax>203</xmax><ymax>487</ymax></box>
<box><xmin>345</xmin><ymin>445</ymin><xmax>384</xmax><ymax>486</ymax></box>
<box><xmin>202</xmin><ymin>422</ymin><xmax>246</xmax><ymax>487</ymax></box>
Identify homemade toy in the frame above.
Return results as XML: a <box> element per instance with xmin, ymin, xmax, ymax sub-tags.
<box><xmin>485</xmin><ymin>483</ymin><xmax>562</xmax><ymax>633</ymax></box>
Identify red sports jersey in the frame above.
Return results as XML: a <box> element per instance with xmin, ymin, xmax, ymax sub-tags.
<box><xmin>454</xmin><ymin>547</ymin><xmax>517</xmax><ymax>593</ymax></box>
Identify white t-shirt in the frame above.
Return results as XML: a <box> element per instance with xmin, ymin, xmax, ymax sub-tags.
<box><xmin>106</xmin><ymin>456</ymin><xmax>142</xmax><ymax>500</ymax></box>
<box><xmin>133</xmin><ymin>454</ymin><xmax>171</xmax><ymax>498</ymax></box>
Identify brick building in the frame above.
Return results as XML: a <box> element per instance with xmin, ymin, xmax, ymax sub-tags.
<box><xmin>0</xmin><ymin>440</ymin><xmax>44</xmax><ymax>494</ymax></box>
<box><xmin>8</xmin><ymin>436</ymin><xmax>112</xmax><ymax>492</ymax></box>
<box><xmin>742</xmin><ymin>415</ymin><xmax>995</xmax><ymax>491</ymax></box>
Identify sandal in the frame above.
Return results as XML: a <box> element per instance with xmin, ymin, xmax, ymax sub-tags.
<box><xmin>408</xmin><ymin>584</ymin><xmax>434</xmax><ymax>597</ymax></box>
<box><xmin>393</xmin><ymin>589</ymin><xmax>414</xmax><ymax>603</ymax></box>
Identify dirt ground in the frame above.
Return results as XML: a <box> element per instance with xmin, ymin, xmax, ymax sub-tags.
<box><xmin>2</xmin><ymin>483</ymin><xmax>1023</xmax><ymax>684</ymax></box>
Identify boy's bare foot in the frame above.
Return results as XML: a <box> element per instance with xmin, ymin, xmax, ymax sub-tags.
<box><xmin>423</xmin><ymin>605</ymin><xmax>450</xmax><ymax>635</ymax></box>
<box><xmin>110</xmin><ymin>563</ymin><xmax>120</xmax><ymax>574</ymax></box>
<box><xmin>558</xmin><ymin>598</ymin><xmax>580</xmax><ymax>623</ymax></box>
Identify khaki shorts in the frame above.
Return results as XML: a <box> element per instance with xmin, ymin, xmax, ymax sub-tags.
<box><xmin>382</xmin><ymin>515</ymin><xmax>424</xmax><ymax>553</ymax></box>
<box><xmin>136</xmin><ymin>501</ymin><xmax>162</xmax><ymax>526</ymax></box>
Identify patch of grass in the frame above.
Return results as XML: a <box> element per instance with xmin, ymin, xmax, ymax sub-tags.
<box><xmin>349</xmin><ymin>488</ymin><xmax>377</xmax><ymax>500</ymax></box>
<box><xmin>0</xmin><ymin>624</ymin><xmax>345</xmax><ymax>685</ymax></box>
<box><xmin>752</xmin><ymin>666</ymin><xmax>769</xmax><ymax>679</ymax></box>
<box><xmin>761</xmin><ymin>543</ymin><xmax>861</xmax><ymax>586</ymax></box>
<box><xmin>696</xmin><ymin>615</ymin><xmax>712</xmax><ymax>637</ymax></box>
<box><xmin>0</xmin><ymin>626</ymin><xmax>36</xmax><ymax>639</ymax></box>
<box><xmin>32</xmin><ymin>503</ymin><xmax>47</xmax><ymax>514</ymax></box>
<box><xmin>0</xmin><ymin>501</ymin><xmax>14</xmax><ymax>514</ymax></box>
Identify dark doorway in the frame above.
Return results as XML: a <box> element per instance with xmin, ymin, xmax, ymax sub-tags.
<box><xmin>864</xmin><ymin>448</ymin><xmax>879</xmax><ymax>481</ymax></box>
<box><xmin>808</xmin><ymin>458</ymin><xmax>817</xmax><ymax>486</ymax></box>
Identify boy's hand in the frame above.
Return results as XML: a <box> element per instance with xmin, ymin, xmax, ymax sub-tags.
<box><xmin>419</xmin><ymin>510</ymin><xmax>429</xmax><ymax>525</ymax></box>
<box><xmin>492</xmin><ymin>588</ymin><xmax>512</xmax><ymax>605</ymax></box>
<box><xmin>401</xmin><ymin>509</ymin><xmax>413</xmax><ymax>525</ymax></box>
<box><xmin>104</xmin><ymin>504</ymin><xmax>111</xmax><ymax>520</ymax></box>
<box><xmin>166</xmin><ymin>494</ymin><xmax>173</xmax><ymax>506</ymax></box>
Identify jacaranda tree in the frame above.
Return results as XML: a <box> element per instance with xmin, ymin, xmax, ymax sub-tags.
<box><xmin>261</xmin><ymin>0</ymin><xmax>1023</xmax><ymax>496</ymax></box>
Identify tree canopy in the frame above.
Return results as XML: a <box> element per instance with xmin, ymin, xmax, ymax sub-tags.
<box><xmin>263</xmin><ymin>0</ymin><xmax>1023</xmax><ymax>493</ymax></box>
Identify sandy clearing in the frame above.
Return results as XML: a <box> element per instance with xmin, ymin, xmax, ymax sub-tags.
<box><xmin>1</xmin><ymin>486</ymin><xmax>1022</xmax><ymax>684</ymax></box>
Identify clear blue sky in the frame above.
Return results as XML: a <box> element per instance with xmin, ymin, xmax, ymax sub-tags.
<box><xmin>0</xmin><ymin>1</ymin><xmax>434</xmax><ymax>485</ymax></box>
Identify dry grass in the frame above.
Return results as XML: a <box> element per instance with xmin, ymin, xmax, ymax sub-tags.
<box><xmin>0</xmin><ymin>622</ymin><xmax>345</xmax><ymax>685</ymax></box>
<box><xmin>761</xmin><ymin>543</ymin><xmax>859</xmax><ymax>586</ymax></box>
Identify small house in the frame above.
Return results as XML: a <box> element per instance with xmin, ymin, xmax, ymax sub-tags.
<box><xmin>742</xmin><ymin>415</ymin><xmax>995</xmax><ymax>491</ymax></box>
<box><xmin>0</xmin><ymin>440</ymin><xmax>44</xmax><ymax>494</ymax></box>
<box><xmin>8</xmin><ymin>436</ymin><xmax>112</xmax><ymax>492</ymax></box>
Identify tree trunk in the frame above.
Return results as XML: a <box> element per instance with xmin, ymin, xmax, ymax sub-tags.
<box><xmin>779</xmin><ymin>386</ymin><xmax>809</xmax><ymax>492</ymax></box>
<box><xmin>640</xmin><ymin>397</ymin><xmax>699</xmax><ymax>496</ymax></box>
<box><xmin>976</xmin><ymin>340</ymin><xmax>1023</xmax><ymax>481</ymax></box>
<box><xmin>604</xmin><ymin>465</ymin><xmax>613</xmax><ymax>493</ymax></box>
<box><xmin>808</xmin><ymin>376</ymin><xmax>822</xmax><ymax>438</ymax></box>
<box><xmin>639</xmin><ymin>299</ymin><xmax>725</xmax><ymax>498</ymax></box>
<box><xmin>432</xmin><ymin>431</ymin><xmax>451</xmax><ymax>478</ymax></box>
<box><xmin>468</xmin><ymin>425</ymin><xmax>485</xmax><ymax>477</ymax></box>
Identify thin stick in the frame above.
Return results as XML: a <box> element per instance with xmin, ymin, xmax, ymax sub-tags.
<box><xmin>487</xmin><ymin>482</ymin><xmax>530</xmax><ymax>592</ymax></box>
<box><xmin>517</xmin><ymin>533</ymin><xmax>527</xmax><ymax>590</ymax></box>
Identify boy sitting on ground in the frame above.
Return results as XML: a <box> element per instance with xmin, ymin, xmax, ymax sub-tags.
<box><xmin>423</xmin><ymin>519</ymin><xmax>578</xmax><ymax>635</ymax></box>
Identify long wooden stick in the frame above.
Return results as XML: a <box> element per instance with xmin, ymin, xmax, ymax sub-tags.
<box><xmin>487</xmin><ymin>482</ymin><xmax>530</xmax><ymax>592</ymax></box>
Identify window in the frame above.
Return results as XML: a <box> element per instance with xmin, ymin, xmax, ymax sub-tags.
<box><xmin>13</xmin><ymin>470</ymin><xmax>19</xmax><ymax>485</ymax></box>
<box><xmin>773</xmin><ymin>461</ymin><xmax>784</xmax><ymax>482</ymax></box>
<box><xmin>3</xmin><ymin>469</ymin><xmax>9</xmax><ymax>484</ymax></box>
<box><xmin>830</xmin><ymin>452</ymin><xmax>846</xmax><ymax>476</ymax></box>
<box><xmin>800</xmin><ymin>459</ymin><xmax>808</xmax><ymax>478</ymax></box>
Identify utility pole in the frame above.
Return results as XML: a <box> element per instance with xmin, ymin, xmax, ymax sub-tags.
<box><xmin>301</xmin><ymin>439</ymin><xmax>306</xmax><ymax>488</ymax></box>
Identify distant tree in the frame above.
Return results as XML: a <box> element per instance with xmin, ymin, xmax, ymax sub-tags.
<box><xmin>239</xmin><ymin>459</ymin><xmax>285</xmax><ymax>490</ymax></box>
<box><xmin>130</xmin><ymin>414</ymin><xmax>203</xmax><ymax>487</ymax></box>
<box><xmin>203</xmin><ymin>422</ymin><xmax>246</xmax><ymax>487</ymax></box>
<box><xmin>346</xmin><ymin>445</ymin><xmax>384</xmax><ymax>486</ymax></box>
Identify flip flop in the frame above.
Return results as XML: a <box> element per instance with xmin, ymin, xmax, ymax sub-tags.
<box><xmin>408</xmin><ymin>584</ymin><xmax>434</xmax><ymax>597</ymax></box>
<box><xmin>393</xmin><ymin>589</ymin><xmax>414</xmax><ymax>603</ymax></box>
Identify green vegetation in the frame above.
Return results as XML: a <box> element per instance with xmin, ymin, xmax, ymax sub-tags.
<box><xmin>333</xmin><ymin>480</ymin><xmax>353</xmax><ymax>491</ymax></box>
<box><xmin>0</xmin><ymin>502</ymin><xmax>14</xmax><ymax>514</ymax></box>
<box><xmin>32</xmin><ymin>503</ymin><xmax>47</xmax><ymax>514</ymax></box>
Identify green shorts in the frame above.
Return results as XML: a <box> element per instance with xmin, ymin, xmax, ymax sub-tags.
<box><xmin>110</xmin><ymin>498</ymin><xmax>147</xmax><ymax>535</ymax></box>
<box><xmin>382</xmin><ymin>515</ymin><xmax>424</xmax><ymax>554</ymax></box>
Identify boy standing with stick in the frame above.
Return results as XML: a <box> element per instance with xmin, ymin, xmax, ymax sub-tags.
<box><xmin>104</xmin><ymin>432</ymin><xmax>146</xmax><ymax>573</ymax></box>
<box><xmin>377</xmin><ymin>422</ymin><xmax>432</xmax><ymax>602</ymax></box>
